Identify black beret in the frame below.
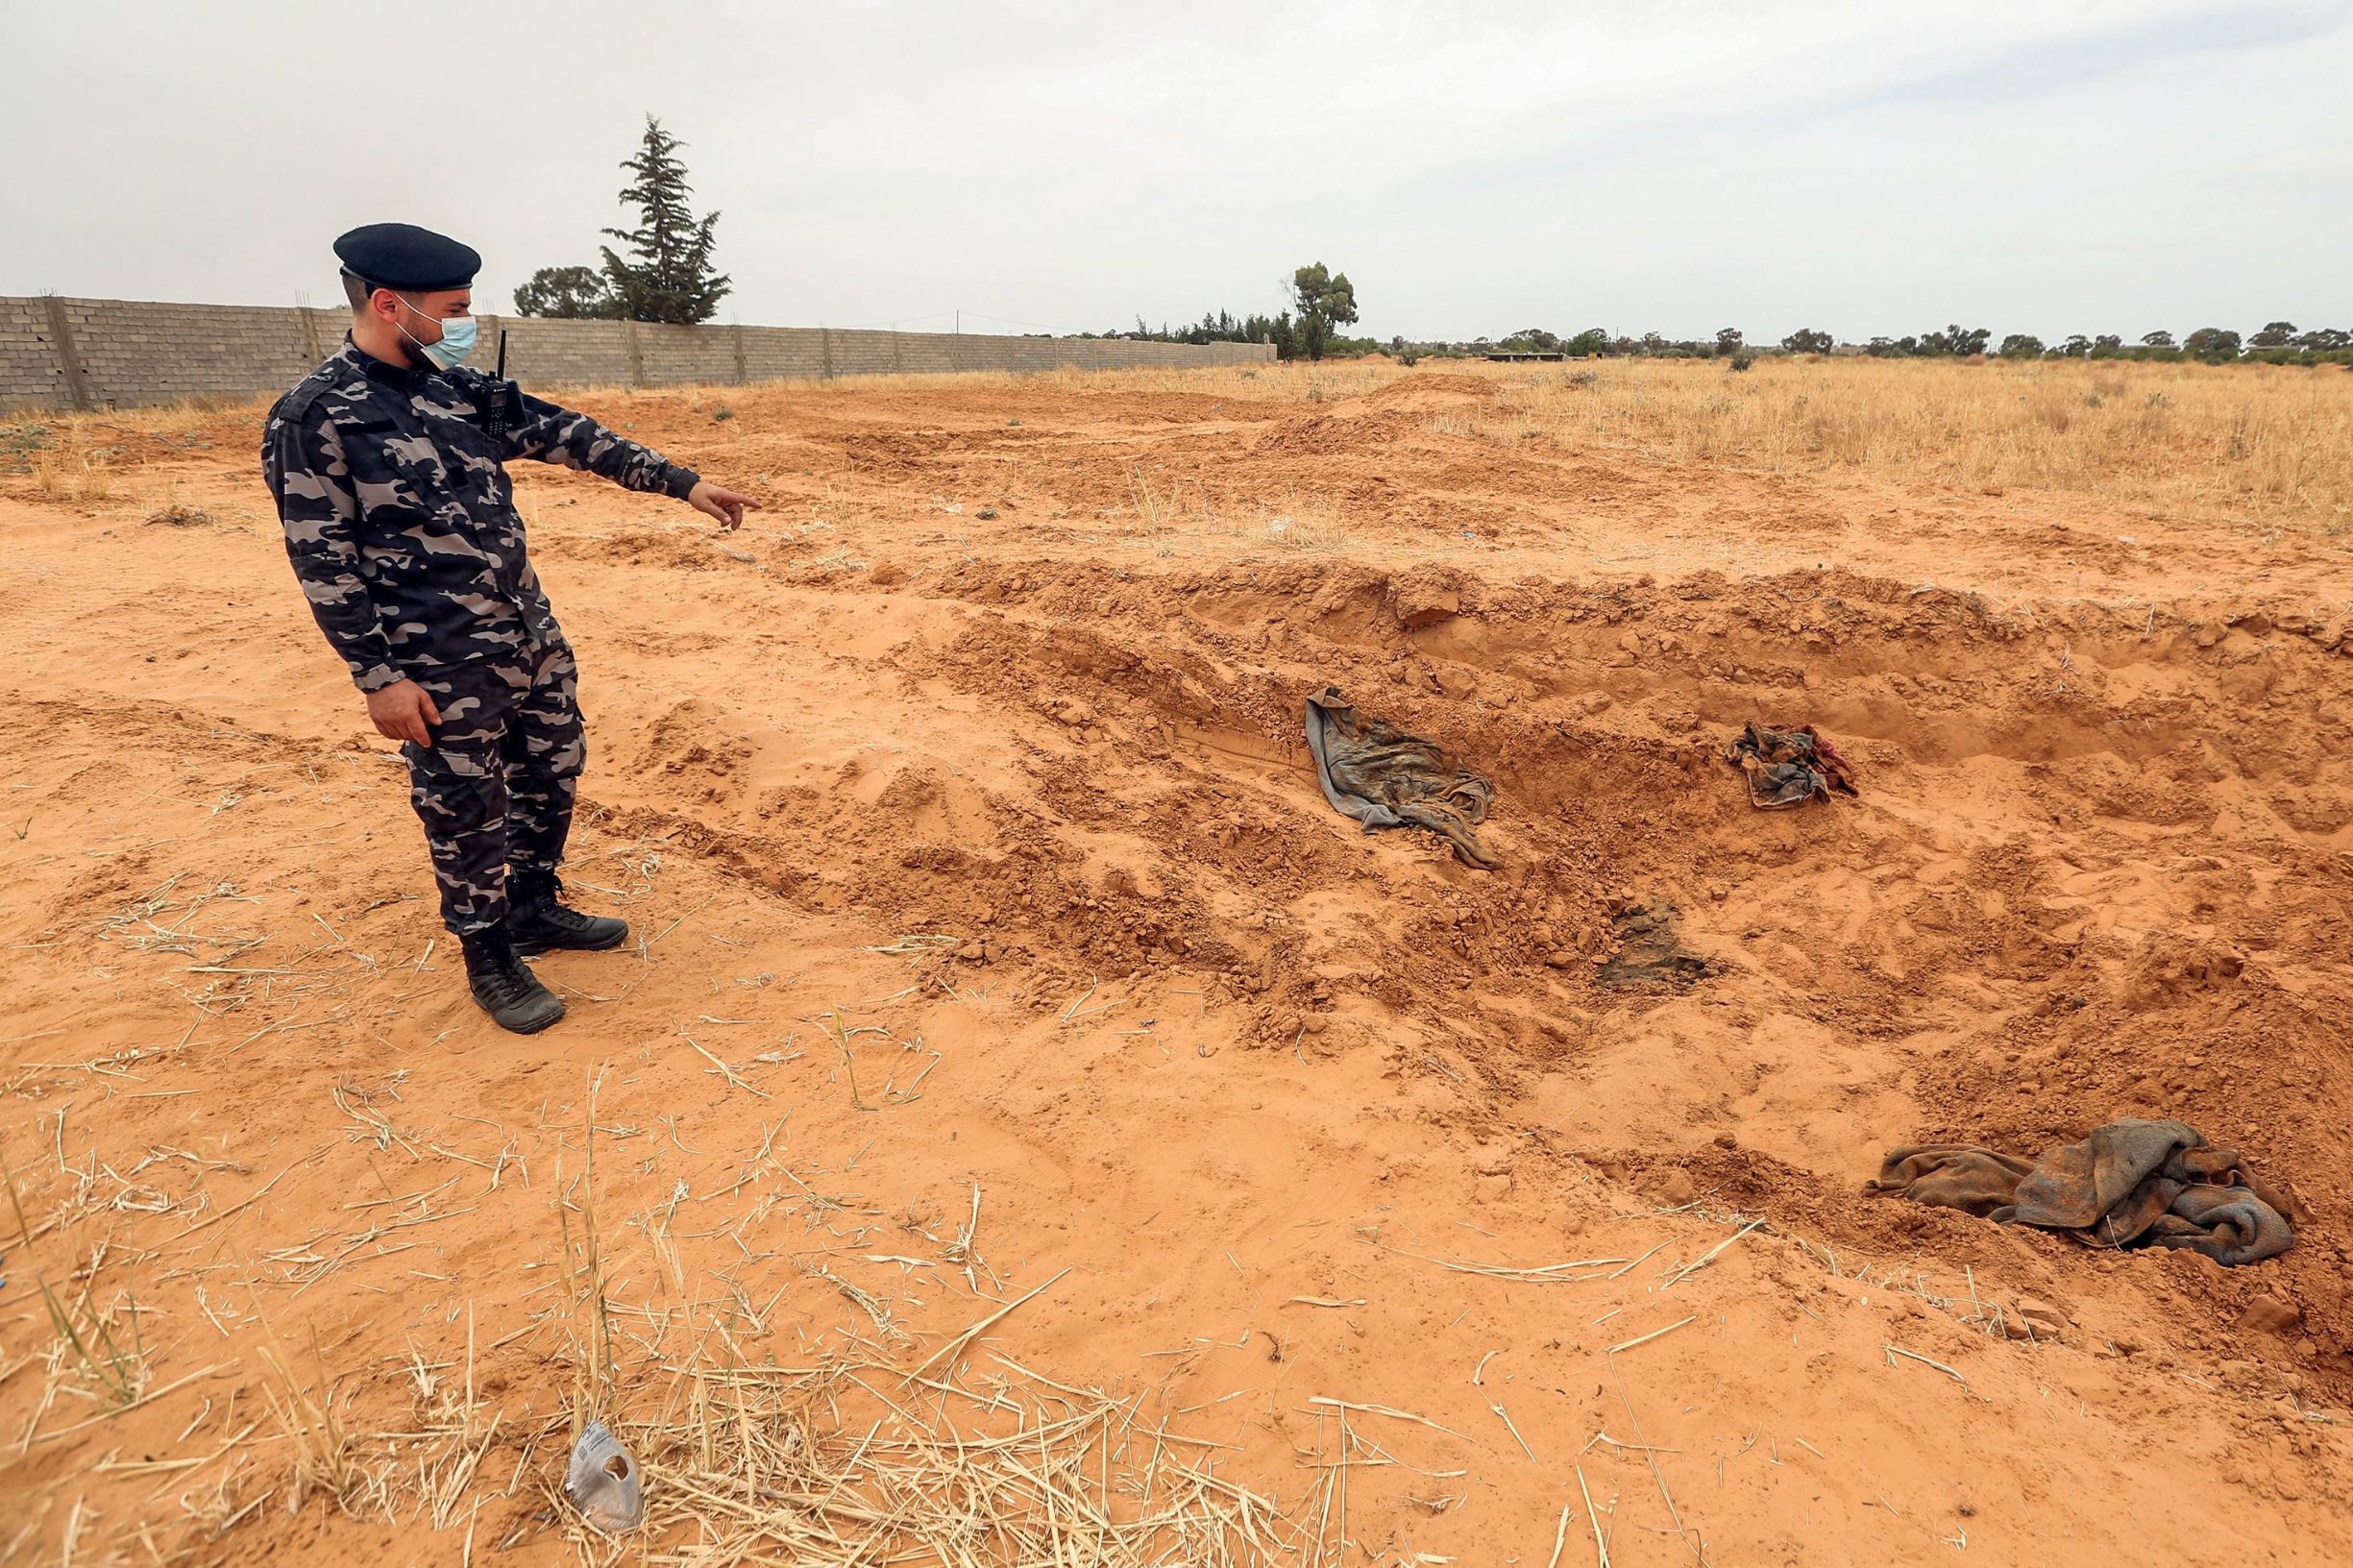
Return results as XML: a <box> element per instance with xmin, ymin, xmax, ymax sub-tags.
<box><xmin>333</xmin><ymin>223</ymin><xmax>480</xmax><ymax>291</ymax></box>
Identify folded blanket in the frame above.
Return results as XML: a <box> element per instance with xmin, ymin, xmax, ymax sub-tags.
<box><xmin>1866</xmin><ymin>1118</ymin><xmax>2292</xmax><ymax>1266</ymax></box>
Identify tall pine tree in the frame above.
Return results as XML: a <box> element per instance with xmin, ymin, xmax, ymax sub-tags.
<box><xmin>600</xmin><ymin>116</ymin><xmax>731</xmax><ymax>325</ymax></box>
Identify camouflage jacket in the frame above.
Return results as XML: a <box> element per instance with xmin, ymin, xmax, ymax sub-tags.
<box><xmin>260</xmin><ymin>337</ymin><xmax>699</xmax><ymax>691</ymax></box>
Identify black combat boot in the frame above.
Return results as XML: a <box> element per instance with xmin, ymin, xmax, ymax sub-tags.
<box><xmin>459</xmin><ymin>927</ymin><xmax>567</xmax><ymax>1034</ymax></box>
<box><xmin>506</xmin><ymin>869</ymin><xmax>629</xmax><ymax>957</ymax></box>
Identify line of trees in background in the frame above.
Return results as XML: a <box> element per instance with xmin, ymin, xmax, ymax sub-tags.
<box><xmin>1476</xmin><ymin>326</ymin><xmax>1752</xmax><ymax>360</ymax></box>
<box><xmin>1458</xmin><ymin>322</ymin><xmax>2349</xmax><ymax>366</ymax></box>
<box><xmin>1832</xmin><ymin>322</ymin><xmax>2353</xmax><ymax>363</ymax></box>
<box><xmin>1101</xmin><ymin>312</ymin><xmax>2353</xmax><ymax>368</ymax></box>
<box><xmin>1086</xmin><ymin>263</ymin><xmax>1364</xmax><ymax>360</ymax></box>
<box><xmin>1981</xmin><ymin>324</ymin><xmax>2351</xmax><ymax>364</ymax></box>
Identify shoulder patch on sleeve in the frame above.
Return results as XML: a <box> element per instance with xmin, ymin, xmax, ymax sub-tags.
<box><xmin>274</xmin><ymin>372</ymin><xmax>335</xmax><ymax>429</ymax></box>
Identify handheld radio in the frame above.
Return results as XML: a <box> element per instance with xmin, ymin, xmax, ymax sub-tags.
<box><xmin>483</xmin><ymin>330</ymin><xmax>520</xmax><ymax>442</ymax></box>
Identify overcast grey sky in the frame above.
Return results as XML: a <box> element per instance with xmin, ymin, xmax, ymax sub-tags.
<box><xmin>4</xmin><ymin>2</ymin><xmax>2347</xmax><ymax>343</ymax></box>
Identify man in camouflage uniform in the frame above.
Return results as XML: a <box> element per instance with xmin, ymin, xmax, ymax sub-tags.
<box><xmin>261</xmin><ymin>223</ymin><xmax>756</xmax><ymax>1033</ymax></box>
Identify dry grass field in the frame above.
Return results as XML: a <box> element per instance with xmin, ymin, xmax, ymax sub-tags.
<box><xmin>3</xmin><ymin>355</ymin><xmax>2352</xmax><ymax>1566</ymax></box>
<box><xmin>1439</xmin><ymin>356</ymin><xmax>2353</xmax><ymax>526</ymax></box>
<box><xmin>13</xmin><ymin>355</ymin><xmax>2353</xmax><ymax>532</ymax></box>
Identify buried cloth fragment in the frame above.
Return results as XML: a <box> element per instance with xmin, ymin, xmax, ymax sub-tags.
<box><xmin>1596</xmin><ymin>902</ymin><xmax>1718</xmax><ymax>992</ymax></box>
<box><xmin>1304</xmin><ymin>687</ymin><xmax>1498</xmax><ymax>868</ymax></box>
<box><xmin>1865</xmin><ymin>1118</ymin><xmax>2292</xmax><ymax>1266</ymax></box>
<box><xmin>1724</xmin><ymin>723</ymin><xmax>1856</xmax><ymax>809</ymax></box>
<box><xmin>566</xmin><ymin>1420</ymin><xmax>646</xmax><ymax>1532</ymax></box>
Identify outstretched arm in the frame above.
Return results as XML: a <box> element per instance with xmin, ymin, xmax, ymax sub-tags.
<box><xmin>498</xmin><ymin>384</ymin><xmax>758</xmax><ymax>529</ymax></box>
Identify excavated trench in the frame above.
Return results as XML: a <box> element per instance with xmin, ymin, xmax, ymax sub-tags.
<box><xmin>571</xmin><ymin>546</ymin><xmax>2353</xmax><ymax>1395</ymax></box>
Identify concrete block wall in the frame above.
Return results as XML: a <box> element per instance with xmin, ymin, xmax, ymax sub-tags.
<box><xmin>0</xmin><ymin>296</ymin><xmax>1274</xmax><ymax>412</ymax></box>
<box><xmin>0</xmin><ymin>297</ymin><xmax>66</xmax><ymax>410</ymax></box>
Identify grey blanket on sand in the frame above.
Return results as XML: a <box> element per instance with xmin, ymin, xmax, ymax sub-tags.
<box><xmin>1865</xmin><ymin>1117</ymin><xmax>2293</xmax><ymax>1266</ymax></box>
<box><xmin>1304</xmin><ymin>687</ymin><xmax>1498</xmax><ymax>869</ymax></box>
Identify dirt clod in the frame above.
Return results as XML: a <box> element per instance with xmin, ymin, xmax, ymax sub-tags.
<box><xmin>2241</xmin><ymin>1295</ymin><xmax>2305</xmax><ymax>1336</ymax></box>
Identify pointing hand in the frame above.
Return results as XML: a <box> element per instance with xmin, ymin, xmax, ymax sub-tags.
<box><xmin>687</xmin><ymin>480</ymin><xmax>759</xmax><ymax>531</ymax></box>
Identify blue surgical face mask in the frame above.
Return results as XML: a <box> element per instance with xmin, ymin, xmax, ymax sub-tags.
<box><xmin>398</xmin><ymin>300</ymin><xmax>477</xmax><ymax>369</ymax></box>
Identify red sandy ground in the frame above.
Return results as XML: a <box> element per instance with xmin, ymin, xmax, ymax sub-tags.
<box><xmin>3</xmin><ymin>365</ymin><xmax>2352</xmax><ymax>1564</ymax></box>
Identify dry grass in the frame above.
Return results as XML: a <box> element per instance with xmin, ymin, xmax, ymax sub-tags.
<box><xmin>553</xmin><ymin>1322</ymin><xmax>1292</xmax><ymax>1565</ymax></box>
<box><xmin>572</xmin><ymin>355</ymin><xmax>2353</xmax><ymax>530</ymax></box>
<box><xmin>499</xmin><ymin>1072</ymin><xmax>1296</xmax><ymax>1564</ymax></box>
<box><xmin>1443</xmin><ymin>356</ymin><xmax>2353</xmax><ymax>528</ymax></box>
<box><xmin>251</xmin><ymin>1311</ymin><xmax>360</xmax><ymax>1511</ymax></box>
<box><xmin>29</xmin><ymin>450</ymin><xmax>118</xmax><ymax>503</ymax></box>
<box><xmin>1121</xmin><ymin>468</ymin><xmax>1355</xmax><ymax>554</ymax></box>
<box><xmin>145</xmin><ymin>478</ymin><xmax>215</xmax><ymax>527</ymax></box>
<box><xmin>2</xmin><ymin>1134</ymin><xmax>153</xmax><ymax>1412</ymax></box>
<box><xmin>0</xmin><ymin>395</ymin><xmax>239</xmax><ymax>510</ymax></box>
<box><xmin>0</xmin><ymin>1071</ymin><xmax>1307</xmax><ymax>1564</ymax></box>
<box><xmin>15</xmin><ymin>355</ymin><xmax>2349</xmax><ymax>531</ymax></box>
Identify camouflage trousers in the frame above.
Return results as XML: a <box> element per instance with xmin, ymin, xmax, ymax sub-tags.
<box><xmin>403</xmin><ymin>635</ymin><xmax>586</xmax><ymax>935</ymax></box>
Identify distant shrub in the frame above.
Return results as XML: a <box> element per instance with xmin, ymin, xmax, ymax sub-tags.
<box><xmin>1</xmin><ymin>422</ymin><xmax>53</xmax><ymax>474</ymax></box>
<box><xmin>2185</xmin><ymin>327</ymin><xmax>2243</xmax><ymax>361</ymax></box>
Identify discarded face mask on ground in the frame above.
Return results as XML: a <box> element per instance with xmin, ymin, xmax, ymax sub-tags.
<box><xmin>567</xmin><ymin>1420</ymin><xmax>646</xmax><ymax>1532</ymax></box>
<box><xmin>1304</xmin><ymin>687</ymin><xmax>1498</xmax><ymax>869</ymax></box>
<box><xmin>1724</xmin><ymin>722</ymin><xmax>1856</xmax><ymax>809</ymax></box>
<box><xmin>1865</xmin><ymin>1117</ymin><xmax>2292</xmax><ymax>1266</ymax></box>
